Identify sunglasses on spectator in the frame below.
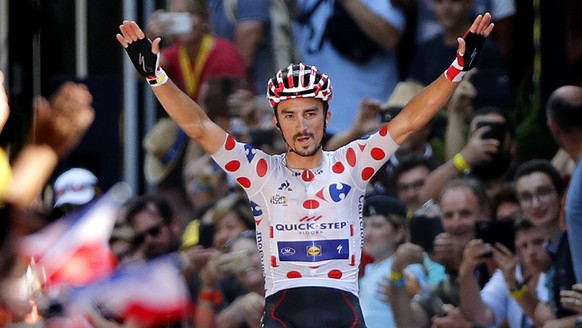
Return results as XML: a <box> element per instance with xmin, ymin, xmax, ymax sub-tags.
<box><xmin>133</xmin><ymin>223</ymin><xmax>164</xmax><ymax>245</ymax></box>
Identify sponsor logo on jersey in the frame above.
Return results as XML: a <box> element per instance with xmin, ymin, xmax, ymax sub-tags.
<box><xmin>307</xmin><ymin>245</ymin><xmax>321</xmax><ymax>256</ymax></box>
<box><xmin>274</xmin><ymin>221</ymin><xmax>348</xmax><ymax>232</ymax></box>
<box><xmin>278</xmin><ymin>180</ymin><xmax>292</xmax><ymax>191</ymax></box>
<box><xmin>277</xmin><ymin>239</ymin><xmax>349</xmax><ymax>262</ymax></box>
<box><xmin>269</xmin><ymin>195</ymin><xmax>288</xmax><ymax>206</ymax></box>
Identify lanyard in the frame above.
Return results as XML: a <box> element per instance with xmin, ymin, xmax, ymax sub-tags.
<box><xmin>178</xmin><ymin>34</ymin><xmax>215</xmax><ymax>98</ymax></box>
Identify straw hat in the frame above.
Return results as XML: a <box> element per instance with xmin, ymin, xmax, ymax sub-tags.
<box><xmin>143</xmin><ymin>118</ymin><xmax>188</xmax><ymax>184</ymax></box>
<box><xmin>383</xmin><ymin>81</ymin><xmax>425</xmax><ymax>109</ymax></box>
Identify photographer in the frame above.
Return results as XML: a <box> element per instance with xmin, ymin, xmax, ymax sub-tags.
<box><xmin>387</xmin><ymin>177</ymin><xmax>491</xmax><ymax>328</ymax></box>
<box><xmin>459</xmin><ymin>217</ymin><xmax>554</xmax><ymax>328</ymax></box>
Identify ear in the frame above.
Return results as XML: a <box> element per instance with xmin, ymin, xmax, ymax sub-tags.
<box><xmin>273</xmin><ymin>115</ymin><xmax>280</xmax><ymax>129</ymax></box>
<box><xmin>325</xmin><ymin>109</ymin><xmax>331</xmax><ymax>125</ymax></box>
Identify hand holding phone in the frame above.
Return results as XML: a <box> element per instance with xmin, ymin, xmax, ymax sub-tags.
<box><xmin>158</xmin><ymin>12</ymin><xmax>194</xmax><ymax>35</ymax></box>
<box><xmin>476</xmin><ymin>121</ymin><xmax>507</xmax><ymax>144</ymax></box>
<box><xmin>216</xmin><ymin>250</ymin><xmax>252</xmax><ymax>274</ymax></box>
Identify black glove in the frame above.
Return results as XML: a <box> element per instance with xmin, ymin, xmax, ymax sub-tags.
<box><xmin>124</xmin><ymin>38</ymin><xmax>168</xmax><ymax>86</ymax></box>
<box><xmin>445</xmin><ymin>30</ymin><xmax>487</xmax><ymax>82</ymax></box>
<box><xmin>461</xmin><ymin>31</ymin><xmax>486</xmax><ymax>72</ymax></box>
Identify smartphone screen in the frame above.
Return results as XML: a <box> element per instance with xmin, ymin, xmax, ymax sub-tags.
<box><xmin>409</xmin><ymin>214</ymin><xmax>444</xmax><ymax>253</ymax></box>
<box><xmin>474</xmin><ymin>219</ymin><xmax>515</xmax><ymax>252</ymax></box>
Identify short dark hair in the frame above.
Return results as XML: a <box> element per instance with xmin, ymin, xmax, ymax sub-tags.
<box><xmin>472</xmin><ymin>106</ymin><xmax>515</xmax><ymax>138</ymax></box>
<box><xmin>513</xmin><ymin>216</ymin><xmax>536</xmax><ymax>234</ymax></box>
<box><xmin>124</xmin><ymin>194</ymin><xmax>174</xmax><ymax>227</ymax></box>
<box><xmin>392</xmin><ymin>154</ymin><xmax>438</xmax><ymax>182</ymax></box>
<box><xmin>490</xmin><ymin>183</ymin><xmax>519</xmax><ymax>219</ymax></box>
<box><xmin>514</xmin><ymin>159</ymin><xmax>565</xmax><ymax>196</ymax></box>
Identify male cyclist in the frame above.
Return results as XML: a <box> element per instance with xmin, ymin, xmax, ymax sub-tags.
<box><xmin>116</xmin><ymin>14</ymin><xmax>493</xmax><ymax>328</ymax></box>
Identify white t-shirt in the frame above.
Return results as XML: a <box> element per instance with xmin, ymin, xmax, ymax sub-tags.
<box><xmin>481</xmin><ymin>268</ymin><xmax>548</xmax><ymax>328</ymax></box>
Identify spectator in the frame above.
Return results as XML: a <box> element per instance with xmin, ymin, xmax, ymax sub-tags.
<box><xmin>387</xmin><ymin>177</ymin><xmax>491</xmax><ymax>328</ymax></box>
<box><xmin>490</xmin><ymin>182</ymin><xmax>522</xmax><ymax>221</ymax></box>
<box><xmin>459</xmin><ymin>217</ymin><xmax>554</xmax><ymax>328</ymax></box>
<box><xmin>545</xmin><ymin>85</ymin><xmax>582</xmax><ymax>284</ymax></box>
<box><xmin>0</xmin><ymin>74</ymin><xmax>95</xmax><ymax>324</ymax></box>
<box><xmin>293</xmin><ymin>0</ymin><xmax>406</xmax><ymax>134</ymax></box>
<box><xmin>514</xmin><ymin>159</ymin><xmax>577</xmax><ymax>320</ymax></box>
<box><xmin>196</xmin><ymin>229</ymin><xmax>265</xmax><ymax>328</ymax></box>
<box><xmin>146</xmin><ymin>0</ymin><xmax>250</xmax><ymax>101</ymax></box>
<box><xmin>53</xmin><ymin>167</ymin><xmax>101</xmax><ymax>216</ymax></box>
<box><xmin>121</xmin><ymin>194</ymin><xmax>215</xmax><ymax>327</ymax></box>
<box><xmin>143</xmin><ymin>117</ymin><xmax>194</xmax><ymax>227</ymax></box>
<box><xmin>209</xmin><ymin>0</ymin><xmax>276</xmax><ymax>94</ymax></box>
<box><xmin>392</xmin><ymin>154</ymin><xmax>439</xmax><ymax>214</ymax></box>
<box><xmin>406</xmin><ymin>0</ymin><xmax>510</xmax><ymax>109</ymax></box>
<box><xmin>421</xmin><ymin>106</ymin><xmax>516</xmax><ymax>203</ymax></box>
<box><xmin>393</xmin><ymin>0</ymin><xmax>515</xmax><ymax>61</ymax></box>
<box><xmin>359</xmin><ymin>194</ymin><xmax>428</xmax><ymax>328</ymax></box>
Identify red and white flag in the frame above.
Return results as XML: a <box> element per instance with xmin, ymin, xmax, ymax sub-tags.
<box><xmin>68</xmin><ymin>256</ymin><xmax>191</xmax><ymax>325</ymax></box>
<box><xmin>18</xmin><ymin>183</ymin><xmax>132</xmax><ymax>287</ymax></box>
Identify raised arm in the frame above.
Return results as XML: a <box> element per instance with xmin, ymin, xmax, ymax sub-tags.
<box><xmin>387</xmin><ymin>13</ymin><xmax>494</xmax><ymax>146</ymax></box>
<box><xmin>116</xmin><ymin>20</ymin><xmax>227</xmax><ymax>154</ymax></box>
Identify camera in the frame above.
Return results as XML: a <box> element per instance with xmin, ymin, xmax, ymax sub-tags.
<box><xmin>409</xmin><ymin>200</ymin><xmax>443</xmax><ymax>253</ymax></box>
<box><xmin>158</xmin><ymin>12</ymin><xmax>194</xmax><ymax>35</ymax></box>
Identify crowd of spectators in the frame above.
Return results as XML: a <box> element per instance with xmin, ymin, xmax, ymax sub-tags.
<box><xmin>1</xmin><ymin>0</ymin><xmax>582</xmax><ymax>327</ymax></box>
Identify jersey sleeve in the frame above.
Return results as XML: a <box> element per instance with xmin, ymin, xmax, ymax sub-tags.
<box><xmin>332</xmin><ymin>125</ymin><xmax>399</xmax><ymax>189</ymax></box>
<box><xmin>210</xmin><ymin>134</ymin><xmax>274</xmax><ymax>196</ymax></box>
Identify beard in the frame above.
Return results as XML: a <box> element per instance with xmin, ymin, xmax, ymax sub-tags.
<box><xmin>287</xmin><ymin>132</ymin><xmax>322</xmax><ymax>157</ymax></box>
<box><xmin>470</xmin><ymin>150</ymin><xmax>512</xmax><ymax>180</ymax></box>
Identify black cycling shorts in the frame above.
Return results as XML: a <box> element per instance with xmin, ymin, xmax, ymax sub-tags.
<box><xmin>262</xmin><ymin>286</ymin><xmax>367</xmax><ymax>328</ymax></box>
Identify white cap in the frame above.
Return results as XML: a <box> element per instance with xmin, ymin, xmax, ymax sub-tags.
<box><xmin>54</xmin><ymin>168</ymin><xmax>98</xmax><ymax>207</ymax></box>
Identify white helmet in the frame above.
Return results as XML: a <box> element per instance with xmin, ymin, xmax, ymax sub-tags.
<box><xmin>266</xmin><ymin>63</ymin><xmax>333</xmax><ymax>108</ymax></box>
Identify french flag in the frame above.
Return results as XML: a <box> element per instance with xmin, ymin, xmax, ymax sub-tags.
<box><xmin>19</xmin><ymin>183</ymin><xmax>133</xmax><ymax>287</ymax></box>
<box><xmin>68</xmin><ymin>255</ymin><xmax>191</xmax><ymax>325</ymax></box>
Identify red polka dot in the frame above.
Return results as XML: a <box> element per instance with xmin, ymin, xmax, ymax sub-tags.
<box><xmin>332</xmin><ymin>162</ymin><xmax>345</xmax><ymax>173</ymax></box>
<box><xmin>303</xmin><ymin>199</ymin><xmax>320</xmax><ymax>209</ymax></box>
<box><xmin>302</xmin><ymin>170</ymin><xmax>314</xmax><ymax>182</ymax></box>
<box><xmin>225</xmin><ymin>160</ymin><xmax>241</xmax><ymax>172</ymax></box>
<box><xmin>328</xmin><ymin>270</ymin><xmax>342</xmax><ymax>279</ymax></box>
<box><xmin>225</xmin><ymin>135</ymin><xmax>236</xmax><ymax>150</ymax></box>
<box><xmin>351</xmin><ymin>255</ymin><xmax>356</xmax><ymax>266</ymax></box>
<box><xmin>271</xmin><ymin>256</ymin><xmax>278</xmax><ymax>267</ymax></box>
<box><xmin>256</xmin><ymin>158</ymin><xmax>268</xmax><ymax>177</ymax></box>
<box><xmin>361</xmin><ymin>167</ymin><xmax>375</xmax><ymax>180</ymax></box>
<box><xmin>346</xmin><ymin>148</ymin><xmax>356</xmax><ymax>167</ymax></box>
<box><xmin>237</xmin><ymin>177</ymin><xmax>251</xmax><ymax>188</ymax></box>
<box><xmin>379</xmin><ymin>125</ymin><xmax>388</xmax><ymax>136</ymax></box>
<box><xmin>287</xmin><ymin>271</ymin><xmax>302</xmax><ymax>278</ymax></box>
<box><xmin>371</xmin><ymin>147</ymin><xmax>386</xmax><ymax>160</ymax></box>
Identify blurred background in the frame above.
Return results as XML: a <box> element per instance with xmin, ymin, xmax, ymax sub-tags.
<box><xmin>1</xmin><ymin>0</ymin><xmax>581</xmax><ymax>197</ymax></box>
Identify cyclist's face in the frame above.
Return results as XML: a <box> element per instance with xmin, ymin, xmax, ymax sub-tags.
<box><xmin>274</xmin><ymin>98</ymin><xmax>328</xmax><ymax>157</ymax></box>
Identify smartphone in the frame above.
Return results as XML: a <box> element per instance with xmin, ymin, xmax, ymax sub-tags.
<box><xmin>216</xmin><ymin>250</ymin><xmax>252</xmax><ymax>274</ymax></box>
<box><xmin>409</xmin><ymin>214</ymin><xmax>444</xmax><ymax>253</ymax></box>
<box><xmin>474</xmin><ymin>219</ymin><xmax>515</xmax><ymax>252</ymax></box>
<box><xmin>476</xmin><ymin>121</ymin><xmax>507</xmax><ymax>144</ymax></box>
<box><xmin>198</xmin><ymin>223</ymin><xmax>214</xmax><ymax>249</ymax></box>
<box><xmin>158</xmin><ymin>12</ymin><xmax>193</xmax><ymax>35</ymax></box>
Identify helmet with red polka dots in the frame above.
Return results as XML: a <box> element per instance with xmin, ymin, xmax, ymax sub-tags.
<box><xmin>266</xmin><ymin>63</ymin><xmax>333</xmax><ymax>108</ymax></box>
